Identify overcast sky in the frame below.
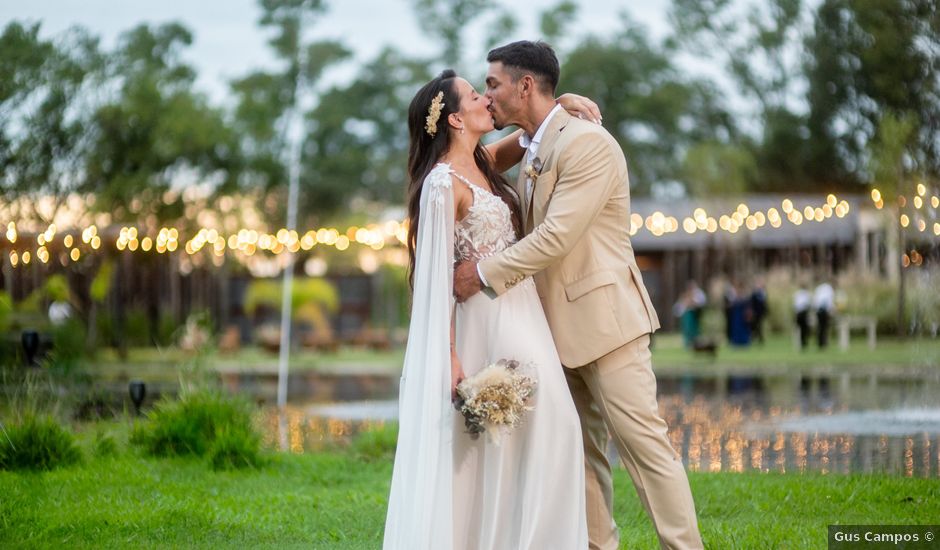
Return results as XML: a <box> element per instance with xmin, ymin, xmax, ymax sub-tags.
<box><xmin>4</xmin><ymin>0</ymin><xmax>680</xmax><ymax>105</ymax></box>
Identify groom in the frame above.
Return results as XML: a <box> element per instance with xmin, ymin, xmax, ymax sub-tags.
<box><xmin>454</xmin><ymin>41</ymin><xmax>703</xmax><ymax>550</ymax></box>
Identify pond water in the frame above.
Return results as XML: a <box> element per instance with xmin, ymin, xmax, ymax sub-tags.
<box><xmin>259</xmin><ymin>375</ymin><xmax>940</xmax><ymax>477</ymax></box>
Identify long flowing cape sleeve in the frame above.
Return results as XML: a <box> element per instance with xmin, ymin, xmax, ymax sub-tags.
<box><xmin>383</xmin><ymin>165</ymin><xmax>455</xmax><ymax>550</ymax></box>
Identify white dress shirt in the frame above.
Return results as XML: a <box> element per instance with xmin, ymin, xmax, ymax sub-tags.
<box><xmin>793</xmin><ymin>289</ymin><xmax>812</xmax><ymax>313</ymax></box>
<box><xmin>477</xmin><ymin>104</ymin><xmax>564</xmax><ymax>289</ymax></box>
<box><xmin>519</xmin><ymin>103</ymin><xmax>564</xmax><ymax>202</ymax></box>
<box><xmin>813</xmin><ymin>283</ymin><xmax>835</xmax><ymax>312</ymax></box>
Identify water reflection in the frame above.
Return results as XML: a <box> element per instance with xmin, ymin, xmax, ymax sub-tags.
<box><xmin>257</xmin><ymin>395</ymin><xmax>940</xmax><ymax>477</ymax></box>
<box><xmin>655</xmin><ymin>395</ymin><xmax>938</xmax><ymax>477</ymax></box>
<box><xmin>259</xmin><ymin>405</ymin><xmax>387</xmax><ymax>453</ymax></box>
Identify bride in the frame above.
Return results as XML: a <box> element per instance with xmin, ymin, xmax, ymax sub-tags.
<box><xmin>383</xmin><ymin>69</ymin><xmax>597</xmax><ymax>550</ymax></box>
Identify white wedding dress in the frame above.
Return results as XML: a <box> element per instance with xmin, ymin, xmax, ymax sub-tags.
<box><xmin>384</xmin><ymin>163</ymin><xmax>588</xmax><ymax>550</ymax></box>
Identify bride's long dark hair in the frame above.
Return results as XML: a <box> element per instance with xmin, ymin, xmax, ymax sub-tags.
<box><xmin>406</xmin><ymin>69</ymin><xmax>522</xmax><ymax>288</ymax></box>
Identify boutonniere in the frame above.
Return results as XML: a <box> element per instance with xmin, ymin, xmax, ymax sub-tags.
<box><xmin>524</xmin><ymin>157</ymin><xmax>543</xmax><ymax>181</ymax></box>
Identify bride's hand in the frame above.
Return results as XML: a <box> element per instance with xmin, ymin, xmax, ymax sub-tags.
<box><xmin>451</xmin><ymin>353</ymin><xmax>465</xmax><ymax>403</ymax></box>
<box><xmin>556</xmin><ymin>93</ymin><xmax>602</xmax><ymax>124</ymax></box>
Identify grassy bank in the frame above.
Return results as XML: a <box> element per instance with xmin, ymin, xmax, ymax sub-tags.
<box><xmin>650</xmin><ymin>333</ymin><xmax>940</xmax><ymax>371</ymax></box>
<box><xmin>86</xmin><ymin>334</ymin><xmax>939</xmax><ymax>384</ymax></box>
<box><xmin>1</xmin><ymin>425</ymin><xmax>936</xmax><ymax>549</ymax></box>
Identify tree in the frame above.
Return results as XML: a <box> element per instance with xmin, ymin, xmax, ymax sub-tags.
<box><xmin>867</xmin><ymin>111</ymin><xmax>919</xmax><ymax>337</ymax></box>
<box><xmin>806</xmin><ymin>0</ymin><xmax>940</xmax><ymax>185</ymax></box>
<box><xmin>305</xmin><ymin>47</ymin><xmax>431</xmax><ymax>212</ymax></box>
<box><xmin>681</xmin><ymin>141</ymin><xmax>758</xmax><ymax>197</ymax></box>
<box><xmin>559</xmin><ymin>16</ymin><xmax>737</xmax><ymax>194</ymax></box>
<box><xmin>230</xmin><ymin>0</ymin><xmax>350</xmax><ymax>224</ymax></box>
<box><xmin>540</xmin><ymin>1</ymin><xmax>579</xmax><ymax>46</ymax></box>
<box><xmin>670</xmin><ymin>0</ymin><xmax>827</xmax><ymax>191</ymax></box>
<box><xmin>411</xmin><ymin>0</ymin><xmax>517</xmax><ymax>71</ymax></box>
<box><xmin>84</xmin><ymin>22</ymin><xmax>239</xmax><ymax>224</ymax></box>
<box><xmin>0</xmin><ymin>22</ymin><xmax>104</xmax><ymax>224</ymax></box>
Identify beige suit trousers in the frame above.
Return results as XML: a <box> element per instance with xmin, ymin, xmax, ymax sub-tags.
<box><xmin>564</xmin><ymin>334</ymin><xmax>704</xmax><ymax>550</ymax></box>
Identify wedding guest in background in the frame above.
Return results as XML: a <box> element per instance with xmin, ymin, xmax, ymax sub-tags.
<box><xmin>749</xmin><ymin>278</ymin><xmax>768</xmax><ymax>345</ymax></box>
<box><xmin>813</xmin><ymin>279</ymin><xmax>835</xmax><ymax>349</ymax></box>
<box><xmin>674</xmin><ymin>279</ymin><xmax>707</xmax><ymax>348</ymax></box>
<box><xmin>793</xmin><ymin>282</ymin><xmax>812</xmax><ymax>350</ymax></box>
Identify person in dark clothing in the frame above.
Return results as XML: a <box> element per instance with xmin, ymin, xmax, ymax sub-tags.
<box><xmin>813</xmin><ymin>280</ymin><xmax>835</xmax><ymax>349</ymax></box>
<box><xmin>793</xmin><ymin>284</ymin><xmax>811</xmax><ymax>350</ymax></box>
<box><xmin>749</xmin><ymin>279</ymin><xmax>768</xmax><ymax>345</ymax></box>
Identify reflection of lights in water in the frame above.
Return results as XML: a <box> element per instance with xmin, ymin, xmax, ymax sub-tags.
<box><xmin>255</xmin><ymin>398</ymin><xmax>939</xmax><ymax>477</ymax></box>
<box><xmin>726</xmin><ymin>433</ymin><xmax>744</xmax><ymax>473</ymax></box>
<box><xmin>839</xmin><ymin>436</ymin><xmax>854</xmax><ymax>475</ymax></box>
<box><xmin>669</xmin><ymin>426</ymin><xmax>684</xmax><ymax>464</ymax></box>
<box><xmin>328</xmin><ymin>419</ymin><xmax>352</xmax><ymax>438</ymax></box>
<box><xmin>307</xmin><ymin>418</ymin><xmax>325</xmax><ymax>443</ymax></box>
<box><xmin>707</xmin><ymin>428</ymin><xmax>722</xmax><ymax>472</ymax></box>
<box><xmin>792</xmin><ymin>433</ymin><xmax>808</xmax><ymax>472</ymax></box>
<box><xmin>774</xmin><ymin>434</ymin><xmax>787</xmax><ymax>473</ymax></box>
<box><xmin>814</xmin><ymin>436</ymin><xmax>831</xmax><ymax>475</ymax></box>
<box><xmin>750</xmin><ymin>439</ymin><xmax>768</xmax><ymax>472</ymax></box>
<box><xmin>905</xmin><ymin>438</ymin><xmax>914</xmax><ymax>478</ymax></box>
<box><xmin>289</xmin><ymin>411</ymin><xmax>304</xmax><ymax>454</ymax></box>
<box><xmin>924</xmin><ymin>436</ymin><xmax>932</xmax><ymax>477</ymax></box>
<box><xmin>688</xmin><ymin>425</ymin><xmax>702</xmax><ymax>472</ymax></box>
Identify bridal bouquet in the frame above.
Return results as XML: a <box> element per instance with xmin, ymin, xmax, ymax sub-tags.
<box><xmin>454</xmin><ymin>359</ymin><xmax>537</xmax><ymax>445</ymax></box>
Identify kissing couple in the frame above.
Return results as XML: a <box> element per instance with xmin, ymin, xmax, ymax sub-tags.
<box><xmin>384</xmin><ymin>40</ymin><xmax>704</xmax><ymax>550</ymax></box>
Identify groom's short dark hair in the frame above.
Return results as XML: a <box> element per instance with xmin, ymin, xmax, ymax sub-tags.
<box><xmin>487</xmin><ymin>40</ymin><xmax>559</xmax><ymax>95</ymax></box>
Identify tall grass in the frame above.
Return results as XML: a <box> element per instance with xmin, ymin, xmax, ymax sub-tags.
<box><xmin>0</xmin><ymin>414</ymin><xmax>81</xmax><ymax>471</ymax></box>
<box><xmin>130</xmin><ymin>389</ymin><xmax>264</xmax><ymax>470</ymax></box>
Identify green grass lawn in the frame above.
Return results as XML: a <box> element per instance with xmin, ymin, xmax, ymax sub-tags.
<box><xmin>1</xmin><ymin>425</ymin><xmax>937</xmax><ymax>549</ymax></box>
<box><xmin>89</xmin><ymin>347</ymin><xmax>405</xmax><ymax>383</ymax></box>
<box><xmin>651</xmin><ymin>333</ymin><xmax>940</xmax><ymax>372</ymax></box>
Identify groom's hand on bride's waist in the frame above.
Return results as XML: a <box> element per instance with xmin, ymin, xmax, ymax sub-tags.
<box><xmin>453</xmin><ymin>261</ymin><xmax>483</xmax><ymax>302</ymax></box>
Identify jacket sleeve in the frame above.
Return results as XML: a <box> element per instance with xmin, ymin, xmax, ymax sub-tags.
<box><xmin>479</xmin><ymin>132</ymin><xmax>619</xmax><ymax>295</ymax></box>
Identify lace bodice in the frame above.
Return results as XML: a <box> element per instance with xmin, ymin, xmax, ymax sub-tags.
<box><xmin>436</xmin><ymin>163</ymin><xmax>518</xmax><ymax>262</ymax></box>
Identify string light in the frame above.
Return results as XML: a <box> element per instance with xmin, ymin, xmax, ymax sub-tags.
<box><xmin>5</xmin><ymin>190</ymin><xmax>933</xmax><ymax>272</ymax></box>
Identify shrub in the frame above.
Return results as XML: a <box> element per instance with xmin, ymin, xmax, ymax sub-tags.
<box><xmin>207</xmin><ymin>426</ymin><xmax>263</xmax><ymax>470</ymax></box>
<box><xmin>93</xmin><ymin>431</ymin><xmax>119</xmax><ymax>458</ymax></box>
<box><xmin>905</xmin><ymin>269</ymin><xmax>940</xmax><ymax>335</ymax></box>
<box><xmin>0</xmin><ymin>291</ymin><xmax>12</xmax><ymax>333</ymax></box>
<box><xmin>44</xmin><ymin>274</ymin><xmax>70</xmax><ymax>302</ymax></box>
<box><xmin>0</xmin><ymin>293</ymin><xmax>16</xmax><ymax>366</ymax></box>
<box><xmin>126</xmin><ymin>309</ymin><xmax>151</xmax><ymax>347</ymax></box>
<box><xmin>350</xmin><ymin>423</ymin><xmax>399</xmax><ymax>461</ymax></box>
<box><xmin>131</xmin><ymin>390</ymin><xmax>263</xmax><ymax>469</ymax></box>
<box><xmin>0</xmin><ymin>415</ymin><xmax>82</xmax><ymax>471</ymax></box>
<box><xmin>765</xmin><ymin>268</ymin><xmax>800</xmax><ymax>334</ymax></box>
<box><xmin>49</xmin><ymin>317</ymin><xmax>87</xmax><ymax>373</ymax></box>
<box><xmin>156</xmin><ymin>312</ymin><xmax>179</xmax><ymax>347</ymax></box>
<box><xmin>245</xmin><ymin>278</ymin><xmax>339</xmax><ymax>335</ymax></box>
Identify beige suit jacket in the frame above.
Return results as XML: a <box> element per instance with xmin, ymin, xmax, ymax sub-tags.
<box><xmin>479</xmin><ymin>110</ymin><xmax>660</xmax><ymax>367</ymax></box>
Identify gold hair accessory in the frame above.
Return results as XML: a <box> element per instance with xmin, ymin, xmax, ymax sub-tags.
<box><xmin>425</xmin><ymin>91</ymin><xmax>445</xmax><ymax>136</ymax></box>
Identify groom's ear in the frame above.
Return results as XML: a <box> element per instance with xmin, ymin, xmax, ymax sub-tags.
<box><xmin>518</xmin><ymin>74</ymin><xmax>536</xmax><ymax>98</ymax></box>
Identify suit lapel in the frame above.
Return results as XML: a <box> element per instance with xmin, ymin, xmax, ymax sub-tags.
<box><xmin>524</xmin><ymin>110</ymin><xmax>571</xmax><ymax>229</ymax></box>
<box><xmin>516</xmin><ymin>166</ymin><xmax>529</xmax><ymax>232</ymax></box>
